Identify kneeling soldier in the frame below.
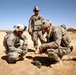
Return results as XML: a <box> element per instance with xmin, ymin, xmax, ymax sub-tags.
<box><xmin>3</xmin><ymin>24</ymin><xmax>28</xmax><ymax>63</ymax></box>
<box><xmin>39</xmin><ymin>20</ymin><xmax>73</xmax><ymax>67</ymax></box>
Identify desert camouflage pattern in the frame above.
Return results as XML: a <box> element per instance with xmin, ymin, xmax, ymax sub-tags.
<box><xmin>28</xmin><ymin>14</ymin><xmax>45</xmax><ymax>49</ymax></box>
<box><xmin>42</xmin><ymin>26</ymin><xmax>72</xmax><ymax>61</ymax></box>
<box><xmin>3</xmin><ymin>31</ymin><xmax>28</xmax><ymax>61</ymax></box>
<box><xmin>33</xmin><ymin>6</ymin><xmax>40</xmax><ymax>12</ymax></box>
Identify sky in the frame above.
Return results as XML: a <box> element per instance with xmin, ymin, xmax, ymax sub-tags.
<box><xmin>0</xmin><ymin>0</ymin><xmax>76</xmax><ymax>30</ymax></box>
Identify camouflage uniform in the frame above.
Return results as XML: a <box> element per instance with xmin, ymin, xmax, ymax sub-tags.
<box><xmin>3</xmin><ymin>24</ymin><xmax>28</xmax><ymax>62</ymax></box>
<box><xmin>28</xmin><ymin>7</ymin><xmax>45</xmax><ymax>50</ymax></box>
<box><xmin>41</xmin><ymin>20</ymin><xmax>73</xmax><ymax>62</ymax></box>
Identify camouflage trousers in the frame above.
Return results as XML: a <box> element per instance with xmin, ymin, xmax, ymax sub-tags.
<box><xmin>32</xmin><ymin>31</ymin><xmax>45</xmax><ymax>49</ymax></box>
<box><xmin>7</xmin><ymin>40</ymin><xmax>28</xmax><ymax>61</ymax></box>
<box><xmin>47</xmin><ymin>46</ymin><xmax>72</xmax><ymax>62</ymax></box>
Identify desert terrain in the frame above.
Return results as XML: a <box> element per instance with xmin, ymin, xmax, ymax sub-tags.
<box><xmin>0</xmin><ymin>30</ymin><xmax>76</xmax><ymax>75</ymax></box>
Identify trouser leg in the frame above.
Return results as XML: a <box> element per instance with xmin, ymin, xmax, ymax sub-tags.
<box><xmin>47</xmin><ymin>46</ymin><xmax>72</xmax><ymax>62</ymax></box>
<box><xmin>32</xmin><ymin>32</ymin><xmax>38</xmax><ymax>50</ymax></box>
<box><xmin>47</xmin><ymin>49</ymin><xmax>62</xmax><ymax>67</ymax></box>
<box><xmin>58</xmin><ymin>46</ymin><xmax>73</xmax><ymax>60</ymax></box>
<box><xmin>58</xmin><ymin>46</ymin><xmax>72</xmax><ymax>58</ymax></box>
<box><xmin>47</xmin><ymin>49</ymin><xmax>61</xmax><ymax>62</ymax></box>
<box><xmin>8</xmin><ymin>52</ymin><xmax>20</xmax><ymax>61</ymax></box>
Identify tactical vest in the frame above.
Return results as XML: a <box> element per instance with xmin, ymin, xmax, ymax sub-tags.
<box><xmin>46</xmin><ymin>27</ymin><xmax>70</xmax><ymax>47</ymax></box>
<box><xmin>32</xmin><ymin>16</ymin><xmax>42</xmax><ymax>31</ymax></box>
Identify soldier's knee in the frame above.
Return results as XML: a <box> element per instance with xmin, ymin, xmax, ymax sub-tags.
<box><xmin>47</xmin><ymin>49</ymin><xmax>54</xmax><ymax>54</ymax></box>
<box><xmin>8</xmin><ymin>52</ymin><xmax>20</xmax><ymax>60</ymax></box>
<box><xmin>22</xmin><ymin>51</ymin><xmax>27</xmax><ymax>55</ymax></box>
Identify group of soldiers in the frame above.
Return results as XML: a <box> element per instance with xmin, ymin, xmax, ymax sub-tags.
<box><xmin>3</xmin><ymin>6</ymin><xmax>73</xmax><ymax>67</ymax></box>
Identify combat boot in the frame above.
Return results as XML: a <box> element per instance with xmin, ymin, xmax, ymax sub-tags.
<box><xmin>19</xmin><ymin>54</ymin><xmax>24</xmax><ymax>60</ymax></box>
<box><xmin>34</xmin><ymin>48</ymin><xmax>39</xmax><ymax>54</ymax></box>
<box><xmin>62</xmin><ymin>55</ymin><xmax>73</xmax><ymax>61</ymax></box>
<box><xmin>8</xmin><ymin>59</ymin><xmax>16</xmax><ymax>63</ymax></box>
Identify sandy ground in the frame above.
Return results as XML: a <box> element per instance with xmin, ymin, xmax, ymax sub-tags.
<box><xmin>0</xmin><ymin>31</ymin><xmax>76</xmax><ymax>75</ymax></box>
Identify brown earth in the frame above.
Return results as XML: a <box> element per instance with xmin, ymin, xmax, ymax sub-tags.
<box><xmin>0</xmin><ymin>31</ymin><xmax>76</xmax><ymax>75</ymax></box>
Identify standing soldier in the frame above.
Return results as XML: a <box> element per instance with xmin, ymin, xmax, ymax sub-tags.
<box><xmin>3</xmin><ymin>24</ymin><xmax>28</xmax><ymax>63</ymax></box>
<box><xmin>28</xmin><ymin>6</ymin><xmax>45</xmax><ymax>54</ymax></box>
<box><xmin>39</xmin><ymin>20</ymin><xmax>73</xmax><ymax>66</ymax></box>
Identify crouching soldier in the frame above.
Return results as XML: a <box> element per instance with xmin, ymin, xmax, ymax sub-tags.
<box><xmin>39</xmin><ymin>20</ymin><xmax>73</xmax><ymax>66</ymax></box>
<box><xmin>3</xmin><ymin>24</ymin><xmax>28</xmax><ymax>63</ymax></box>
<box><xmin>28</xmin><ymin>6</ymin><xmax>46</xmax><ymax>54</ymax></box>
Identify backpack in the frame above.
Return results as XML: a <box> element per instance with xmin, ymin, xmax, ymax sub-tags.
<box><xmin>60</xmin><ymin>27</ymin><xmax>71</xmax><ymax>47</ymax></box>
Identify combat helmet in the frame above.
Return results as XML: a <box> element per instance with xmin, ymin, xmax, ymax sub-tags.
<box><xmin>14</xmin><ymin>23</ymin><xmax>27</xmax><ymax>31</ymax></box>
<box><xmin>42</xmin><ymin>20</ymin><xmax>52</xmax><ymax>30</ymax></box>
<box><xmin>33</xmin><ymin>6</ymin><xmax>40</xmax><ymax>12</ymax></box>
<box><xmin>61</xmin><ymin>24</ymin><xmax>66</xmax><ymax>29</ymax></box>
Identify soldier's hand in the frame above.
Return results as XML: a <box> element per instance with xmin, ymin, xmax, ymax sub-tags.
<box><xmin>17</xmin><ymin>49</ymin><xmax>23</xmax><ymax>54</ymax></box>
<box><xmin>39</xmin><ymin>45</ymin><xmax>43</xmax><ymax>54</ymax></box>
<box><xmin>29</xmin><ymin>32</ymin><xmax>32</xmax><ymax>36</ymax></box>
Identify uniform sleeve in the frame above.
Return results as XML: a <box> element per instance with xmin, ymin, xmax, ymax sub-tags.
<box><xmin>6</xmin><ymin>35</ymin><xmax>22</xmax><ymax>53</ymax></box>
<box><xmin>28</xmin><ymin>17</ymin><xmax>33</xmax><ymax>33</ymax></box>
<box><xmin>40</xmin><ymin>15</ymin><xmax>44</xmax><ymax>22</ymax></box>
<box><xmin>42</xmin><ymin>42</ymin><xmax>58</xmax><ymax>49</ymax></box>
<box><xmin>21</xmin><ymin>34</ymin><xmax>28</xmax><ymax>45</ymax></box>
<box><xmin>21</xmin><ymin>34</ymin><xmax>28</xmax><ymax>52</ymax></box>
<box><xmin>42</xmin><ymin>27</ymin><xmax>62</xmax><ymax>49</ymax></box>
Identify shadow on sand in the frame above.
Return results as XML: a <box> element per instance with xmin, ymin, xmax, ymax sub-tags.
<box><xmin>28</xmin><ymin>49</ymin><xmax>35</xmax><ymax>52</ymax></box>
<box><xmin>1</xmin><ymin>55</ymin><xmax>16</xmax><ymax>64</ymax></box>
<box><xmin>26</xmin><ymin>56</ymin><xmax>56</xmax><ymax>67</ymax></box>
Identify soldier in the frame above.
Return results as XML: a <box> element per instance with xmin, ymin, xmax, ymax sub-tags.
<box><xmin>3</xmin><ymin>24</ymin><xmax>28</xmax><ymax>63</ymax></box>
<box><xmin>61</xmin><ymin>24</ymin><xmax>66</xmax><ymax>30</ymax></box>
<box><xmin>28</xmin><ymin>6</ymin><xmax>45</xmax><ymax>54</ymax></box>
<box><xmin>39</xmin><ymin>20</ymin><xmax>73</xmax><ymax>66</ymax></box>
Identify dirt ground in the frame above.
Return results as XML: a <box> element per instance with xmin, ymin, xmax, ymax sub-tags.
<box><xmin>0</xmin><ymin>31</ymin><xmax>76</xmax><ymax>75</ymax></box>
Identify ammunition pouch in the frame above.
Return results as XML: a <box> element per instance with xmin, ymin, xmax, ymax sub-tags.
<box><xmin>33</xmin><ymin>20</ymin><xmax>42</xmax><ymax>31</ymax></box>
<box><xmin>33</xmin><ymin>25</ymin><xmax>42</xmax><ymax>31</ymax></box>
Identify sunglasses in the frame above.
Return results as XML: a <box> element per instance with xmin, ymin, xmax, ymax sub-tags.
<box><xmin>34</xmin><ymin>10</ymin><xmax>39</xmax><ymax>12</ymax></box>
